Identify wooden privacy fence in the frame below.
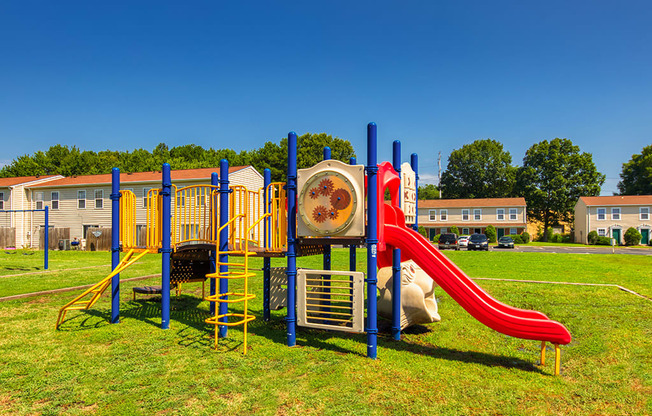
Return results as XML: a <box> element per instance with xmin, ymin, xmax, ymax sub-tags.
<box><xmin>39</xmin><ymin>228</ymin><xmax>70</xmax><ymax>250</ymax></box>
<box><xmin>85</xmin><ymin>227</ymin><xmax>112</xmax><ymax>251</ymax></box>
<box><xmin>0</xmin><ymin>227</ymin><xmax>16</xmax><ymax>249</ymax></box>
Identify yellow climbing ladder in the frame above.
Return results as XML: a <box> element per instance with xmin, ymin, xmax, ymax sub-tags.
<box><xmin>205</xmin><ymin>213</ymin><xmax>270</xmax><ymax>353</ymax></box>
<box><xmin>55</xmin><ymin>249</ymin><xmax>154</xmax><ymax>329</ymax></box>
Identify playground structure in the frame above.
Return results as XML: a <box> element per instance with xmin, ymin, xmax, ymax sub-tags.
<box><xmin>56</xmin><ymin>122</ymin><xmax>571</xmax><ymax>374</ymax></box>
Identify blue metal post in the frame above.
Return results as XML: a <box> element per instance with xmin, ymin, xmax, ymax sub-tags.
<box><xmin>43</xmin><ymin>205</ymin><xmax>49</xmax><ymax>270</ymax></box>
<box><xmin>219</xmin><ymin>159</ymin><xmax>230</xmax><ymax>338</ymax></box>
<box><xmin>110</xmin><ymin>168</ymin><xmax>120</xmax><ymax>324</ymax></box>
<box><xmin>286</xmin><ymin>132</ymin><xmax>298</xmax><ymax>347</ymax></box>
<box><xmin>366</xmin><ymin>122</ymin><xmax>378</xmax><ymax>359</ymax></box>
<box><xmin>392</xmin><ymin>140</ymin><xmax>402</xmax><ymax>341</ymax></box>
<box><xmin>263</xmin><ymin>168</ymin><xmax>272</xmax><ymax>321</ymax></box>
<box><xmin>322</xmin><ymin>146</ymin><xmax>332</xmax><ymax>270</ymax></box>
<box><xmin>411</xmin><ymin>153</ymin><xmax>419</xmax><ymax>232</ymax></box>
<box><xmin>210</xmin><ymin>172</ymin><xmax>219</xmax><ymax>315</ymax></box>
<box><xmin>349</xmin><ymin>157</ymin><xmax>358</xmax><ymax>271</ymax></box>
<box><xmin>161</xmin><ymin>164</ymin><xmax>172</xmax><ymax>329</ymax></box>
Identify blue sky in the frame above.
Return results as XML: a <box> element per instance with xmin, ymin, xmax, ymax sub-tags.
<box><xmin>1</xmin><ymin>1</ymin><xmax>650</xmax><ymax>195</ymax></box>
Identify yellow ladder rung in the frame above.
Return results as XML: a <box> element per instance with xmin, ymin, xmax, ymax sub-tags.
<box><xmin>306</xmin><ymin>310</ymin><xmax>353</xmax><ymax>317</ymax></box>
<box><xmin>205</xmin><ymin>313</ymin><xmax>255</xmax><ymax>327</ymax></box>
<box><xmin>306</xmin><ymin>316</ymin><xmax>352</xmax><ymax>324</ymax></box>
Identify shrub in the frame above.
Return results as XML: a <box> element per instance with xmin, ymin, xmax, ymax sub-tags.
<box><xmin>588</xmin><ymin>230</ymin><xmax>599</xmax><ymax>245</ymax></box>
<box><xmin>507</xmin><ymin>234</ymin><xmax>523</xmax><ymax>244</ymax></box>
<box><xmin>418</xmin><ymin>226</ymin><xmax>427</xmax><ymax>238</ymax></box>
<box><xmin>624</xmin><ymin>227</ymin><xmax>642</xmax><ymax>246</ymax></box>
<box><xmin>485</xmin><ymin>225</ymin><xmax>497</xmax><ymax>243</ymax></box>
<box><xmin>433</xmin><ymin>234</ymin><xmax>441</xmax><ymax>244</ymax></box>
<box><xmin>545</xmin><ymin>227</ymin><xmax>554</xmax><ymax>242</ymax></box>
<box><xmin>521</xmin><ymin>232</ymin><xmax>530</xmax><ymax>244</ymax></box>
<box><xmin>536</xmin><ymin>227</ymin><xmax>544</xmax><ymax>242</ymax></box>
<box><xmin>561</xmin><ymin>234</ymin><xmax>572</xmax><ymax>243</ymax></box>
<box><xmin>596</xmin><ymin>236</ymin><xmax>612</xmax><ymax>245</ymax></box>
<box><xmin>450</xmin><ymin>225</ymin><xmax>460</xmax><ymax>235</ymax></box>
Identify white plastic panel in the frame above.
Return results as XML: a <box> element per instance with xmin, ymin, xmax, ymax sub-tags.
<box><xmin>297</xmin><ymin>269</ymin><xmax>365</xmax><ymax>333</ymax></box>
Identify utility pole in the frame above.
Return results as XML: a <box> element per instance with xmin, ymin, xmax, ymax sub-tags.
<box><xmin>437</xmin><ymin>151</ymin><xmax>442</xmax><ymax>199</ymax></box>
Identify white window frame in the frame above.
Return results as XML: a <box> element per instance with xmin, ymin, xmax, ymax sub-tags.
<box><xmin>596</xmin><ymin>208</ymin><xmax>606</xmax><ymax>221</ymax></box>
<box><xmin>95</xmin><ymin>189</ymin><xmax>104</xmax><ymax>209</ymax></box>
<box><xmin>597</xmin><ymin>228</ymin><xmax>607</xmax><ymax>237</ymax></box>
<box><xmin>429</xmin><ymin>210</ymin><xmax>436</xmax><ymax>221</ymax></box>
<box><xmin>0</xmin><ymin>192</ymin><xmax>4</xmax><ymax>210</ymax></box>
<box><xmin>440</xmin><ymin>209</ymin><xmax>448</xmax><ymax>221</ymax></box>
<box><xmin>143</xmin><ymin>188</ymin><xmax>152</xmax><ymax>208</ymax></box>
<box><xmin>35</xmin><ymin>191</ymin><xmax>44</xmax><ymax>210</ymax></box>
<box><xmin>510</xmin><ymin>227</ymin><xmax>517</xmax><ymax>235</ymax></box>
<box><xmin>440</xmin><ymin>228</ymin><xmax>447</xmax><ymax>234</ymax></box>
<box><xmin>462</xmin><ymin>209</ymin><xmax>470</xmax><ymax>221</ymax></box>
<box><xmin>462</xmin><ymin>228</ymin><xmax>469</xmax><ymax>235</ymax></box>
<box><xmin>473</xmin><ymin>209</ymin><xmax>482</xmax><ymax>221</ymax></box>
<box><xmin>51</xmin><ymin>191</ymin><xmax>59</xmax><ymax>210</ymax></box>
<box><xmin>509</xmin><ymin>208</ymin><xmax>517</xmax><ymax>221</ymax></box>
<box><xmin>496</xmin><ymin>208</ymin><xmax>505</xmax><ymax>221</ymax></box>
<box><xmin>640</xmin><ymin>207</ymin><xmax>650</xmax><ymax>221</ymax></box>
<box><xmin>611</xmin><ymin>207</ymin><xmax>620</xmax><ymax>220</ymax></box>
<box><xmin>78</xmin><ymin>190</ymin><xmax>86</xmax><ymax>209</ymax></box>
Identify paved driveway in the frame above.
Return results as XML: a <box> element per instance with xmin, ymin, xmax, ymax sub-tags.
<box><xmin>488</xmin><ymin>245</ymin><xmax>652</xmax><ymax>255</ymax></box>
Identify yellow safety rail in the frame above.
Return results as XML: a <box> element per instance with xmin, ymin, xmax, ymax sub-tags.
<box><xmin>145</xmin><ymin>188</ymin><xmax>163</xmax><ymax>250</ymax></box>
<box><xmin>265</xmin><ymin>182</ymin><xmax>287</xmax><ymax>252</ymax></box>
<box><xmin>120</xmin><ymin>190</ymin><xmax>138</xmax><ymax>249</ymax></box>
<box><xmin>227</xmin><ymin>183</ymin><xmax>287</xmax><ymax>253</ymax></box>
<box><xmin>175</xmin><ymin>185</ymin><xmax>219</xmax><ymax>247</ymax></box>
<box><xmin>55</xmin><ymin>249</ymin><xmax>154</xmax><ymax>329</ymax></box>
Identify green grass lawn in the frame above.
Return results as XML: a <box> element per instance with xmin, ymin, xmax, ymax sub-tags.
<box><xmin>0</xmin><ymin>249</ymin><xmax>650</xmax><ymax>415</ymax></box>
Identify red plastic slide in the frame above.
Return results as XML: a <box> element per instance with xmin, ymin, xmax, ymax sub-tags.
<box><xmin>381</xmin><ymin>204</ymin><xmax>571</xmax><ymax>345</ymax></box>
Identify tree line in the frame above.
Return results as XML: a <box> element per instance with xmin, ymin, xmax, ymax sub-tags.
<box><xmin>0</xmin><ymin>133</ymin><xmax>356</xmax><ymax>183</ymax></box>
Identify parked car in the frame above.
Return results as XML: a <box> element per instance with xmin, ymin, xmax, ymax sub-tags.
<box><xmin>497</xmin><ymin>236</ymin><xmax>515</xmax><ymax>249</ymax></box>
<box><xmin>458</xmin><ymin>235</ymin><xmax>470</xmax><ymax>248</ymax></box>
<box><xmin>467</xmin><ymin>233</ymin><xmax>489</xmax><ymax>251</ymax></box>
<box><xmin>438</xmin><ymin>233</ymin><xmax>459</xmax><ymax>250</ymax></box>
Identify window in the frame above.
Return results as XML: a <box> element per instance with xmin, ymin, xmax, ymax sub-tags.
<box><xmin>597</xmin><ymin>208</ymin><xmax>606</xmax><ymax>220</ymax></box>
<box><xmin>429</xmin><ymin>210</ymin><xmax>436</xmax><ymax>221</ymax></box>
<box><xmin>510</xmin><ymin>228</ymin><xmax>517</xmax><ymax>235</ymax></box>
<box><xmin>51</xmin><ymin>192</ymin><xmax>59</xmax><ymax>210</ymax></box>
<box><xmin>143</xmin><ymin>188</ymin><xmax>152</xmax><ymax>208</ymax></box>
<box><xmin>474</xmin><ymin>209</ymin><xmax>482</xmax><ymax>221</ymax></box>
<box><xmin>440</xmin><ymin>228</ymin><xmax>447</xmax><ymax>234</ymax></box>
<box><xmin>77</xmin><ymin>190</ymin><xmax>86</xmax><ymax>209</ymax></box>
<box><xmin>462</xmin><ymin>209</ymin><xmax>470</xmax><ymax>221</ymax></box>
<box><xmin>610</xmin><ymin>207</ymin><xmax>620</xmax><ymax>220</ymax></box>
<box><xmin>35</xmin><ymin>192</ymin><xmax>44</xmax><ymax>210</ymax></box>
<box><xmin>0</xmin><ymin>192</ymin><xmax>4</xmax><ymax>210</ymax></box>
<box><xmin>95</xmin><ymin>189</ymin><xmax>104</xmax><ymax>209</ymax></box>
<box><xmin>641</xmin><ymin>207</ymin><xmax>650</xmax><ymax>221</ymax></box>
<box><xmin>597</xmin><ymin>228</ymin><xmax>607</xmax><ymax>237</ymax></box>
<box><xmin>440</xmin><ymin>209</ymin><xmax>448</xmax><ymax>221</ymax></box>
<box><xmin>496</xmin><ymin>209</ymin><xmax>505</xmax><ymax>221</ymax></box>
<box><xmin>509</xmin><ymin>208</ymin><xmax>517</xmax><ymax>221</ymax></box>
<box><xmin>462</xmin><ymin>228</ymin><xmax>469</xmax><ymax>235</ymax></box>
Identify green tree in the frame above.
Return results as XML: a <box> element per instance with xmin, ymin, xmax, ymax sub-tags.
<box><xmin>440</xmin><ymin>139</ymin><xmax>516</xmax><ymax>199</ymax></box>
<box><xmin>516</xmin><ymin>138</ymin><xmax>605</xmax><ymax>239</ymax></box>
<box><xmin>485</xmin><ymin>225</ymin><xmax>497</xmax><ymax>243</ymax></box>
<box><xmin>617</xmin><ymin>145</ymin><xmax>652</xmax><ymax>195</ymax></box>
<box><xmin>450</xmin><ymin>225</ymin><xmax>460</xmax><ymax>235</ymax></box>
<box><xmin>418</xmin><ymin>184</ymin><xmax>440</xmax><ymax>200</ymax></box>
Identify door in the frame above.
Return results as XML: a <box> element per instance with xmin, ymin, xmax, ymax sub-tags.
<box><xmin>429</xmin><ymin>228</ymin><xmax>437</xmax><ymax>240</ymax></box>
<box><xmin>641</xmin><ymin>229</ymin><xmax>650</xmax><ymax>245</ymax></box>
<box><xmin>497</xmin><ymin>228</ymin><xmax>505</xmax><ymax>238</ymax></box>
<box><xmin>612</xmin><ymin>228</ymin><xmax>621</xmax><ymax>245</ymax></box>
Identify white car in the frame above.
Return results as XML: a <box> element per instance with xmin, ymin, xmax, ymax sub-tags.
<box><xmin>458</xmin><ymin>235</ymin><xmax>470</xmax><ymax>248</ymax></box>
